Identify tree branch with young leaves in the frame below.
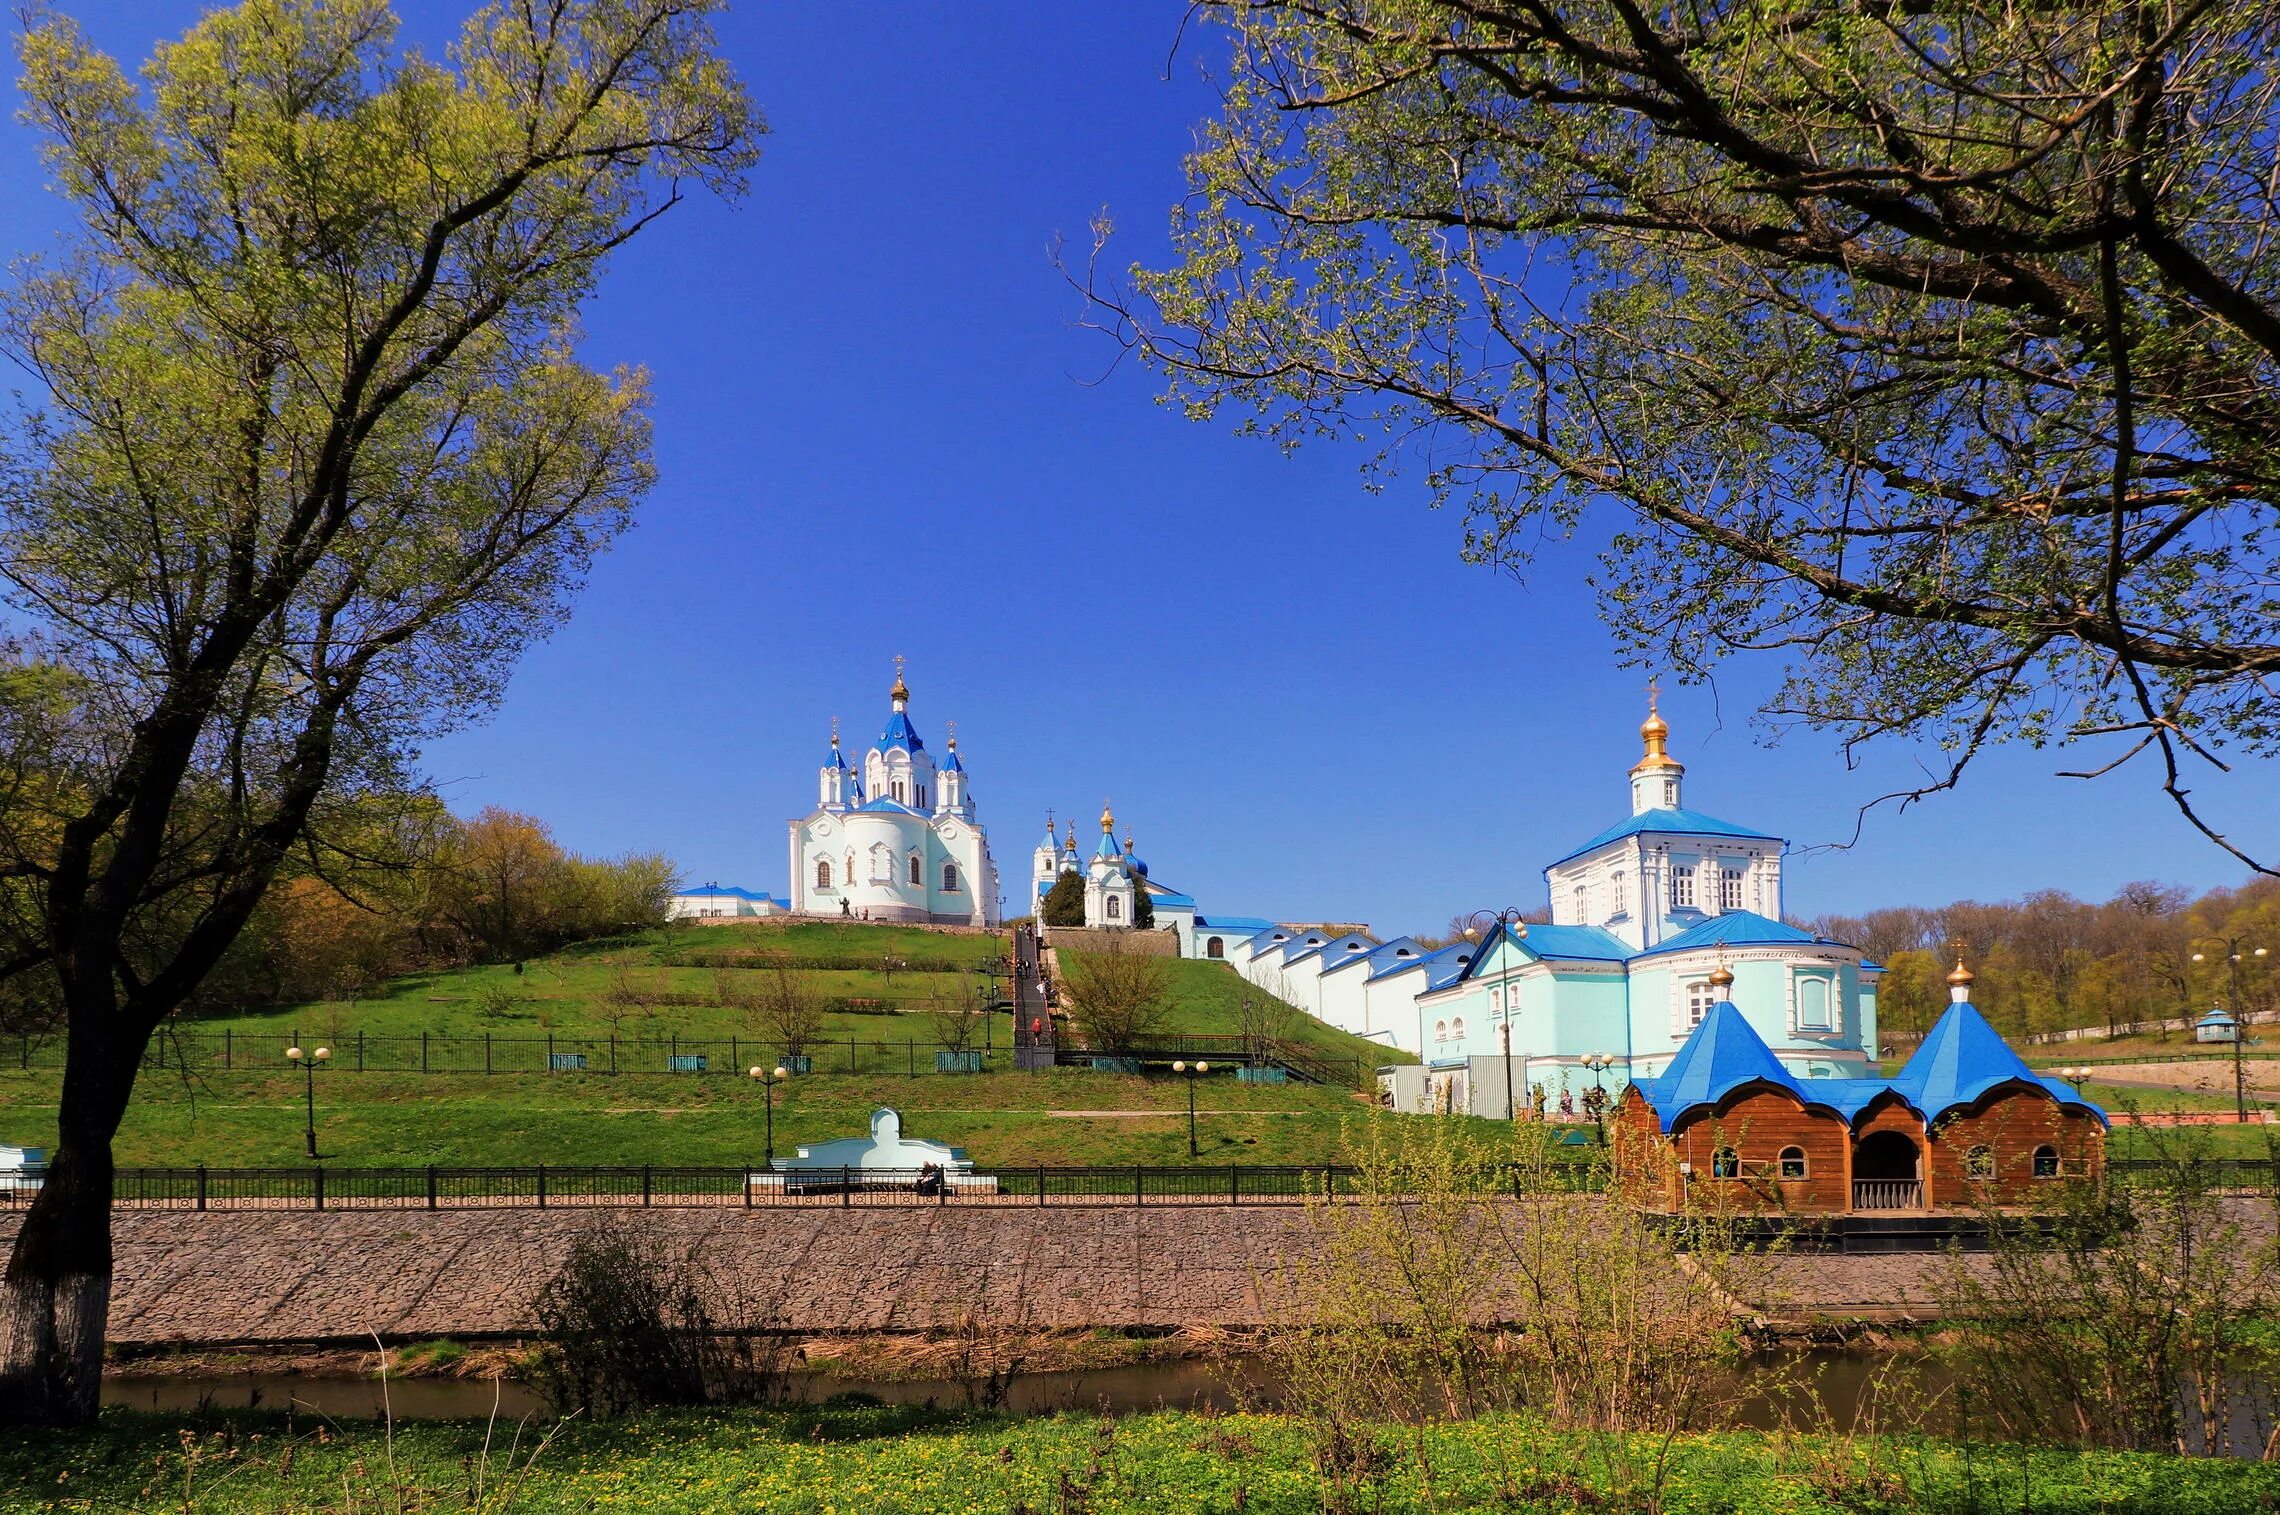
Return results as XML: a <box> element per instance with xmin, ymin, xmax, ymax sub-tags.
<box><xmin>1086</xmin><ymin>0</ymin><xmax>2280</xmax><ymax>868</ymax></box>
<box><xmin>0</xmin><ymin>0</ymin><xmax>759</xmax><ymax>1425</ymax></box>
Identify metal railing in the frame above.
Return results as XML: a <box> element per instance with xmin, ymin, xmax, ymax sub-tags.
<box><xmin>0</xmin><ymin>1163</ymin><xmax>1370</xmax><ymax>1212</ymax></box>
<box><xmin>6</xmin><ymin>1029</ymin><xmax>1364</xmax><ymax>1086</ymax></box>
<box><xmin>1851</xmin><ymin>1178</ymin><xmax>1924</xmax><ymax>1210</ymax></box>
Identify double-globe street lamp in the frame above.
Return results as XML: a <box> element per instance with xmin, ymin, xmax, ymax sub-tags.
<box><xmin>2191</xmin><ymin>936</ymin><xmax>2270</xmax><ymax>1122</ymax></box>
<box><xmin>749</xmin><ymin>1064</ymin><xmax>790</xmax><ymax>1166</ymax></box>
<box><xmin>284</xmin><ymin>1044</ymin><xmax>330</xmax><ymax>1159</ymax></box>
<box><xmin>1172</xmin><ymin>1059</ymin><xmax>1211</xmax><ymax>1157</ymax></box>
<box><xmin>1580</xmin><ymin>1051</ymin><xmax>1617</xmax><ymax>1143</ymax></box>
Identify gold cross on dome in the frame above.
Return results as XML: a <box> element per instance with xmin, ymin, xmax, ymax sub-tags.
<box><xmin>894</xmin><ymin>653</ymin><xmax>906</xmax><ymax>680</ymax></box>
<box><xmin>1647</xmin><ymin>675</ymin><xmax>1661</xmax><ymax>711</ymax></box>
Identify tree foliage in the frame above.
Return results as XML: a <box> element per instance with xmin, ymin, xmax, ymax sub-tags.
<box><xmin>1101</xmin><ymin>0</ymin><xmax>2280</xmax><ymax>868</ymax></box>
<box><xmin>1040</xmin><ymin>869</ymin><xmax>1086</xmax><ymax>927</ymax></box>
<box><xmin>0</xmin><ymin>0</ymin><xmax>757</xmax><ymax>1425</ymax></box>
<box><xmin>1062</xmin><ymin>943</ymin><xmax>1171</xmax><ymax>1054</ymax></box>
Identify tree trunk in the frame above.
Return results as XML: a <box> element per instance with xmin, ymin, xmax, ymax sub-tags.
<box><xmin>0</xmin><ymin>1138</ymin><xmax>115</xmax><ymax>1424</ymax></box>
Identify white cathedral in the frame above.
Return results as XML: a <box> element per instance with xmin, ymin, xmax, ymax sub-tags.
<box><xmin>783</xmin><ymin>667</ymin><xmax>1001</xmax><ymax>927</ymax></box>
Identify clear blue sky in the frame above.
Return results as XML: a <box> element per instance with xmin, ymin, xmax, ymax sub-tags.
<box><xmin>3</xmin><ymin>2</ymin><xmax>2272</xmax><ymax>937</ymax></box>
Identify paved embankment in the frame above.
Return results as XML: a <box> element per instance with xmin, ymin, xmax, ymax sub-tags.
<box><xmin>0</xmin><ymin>1205</ymin><xmax>2001</xmax><ymax>1346</ymax></box>
<box><xmin>0</xmin><ymin>1207</ymin><xmax>1331</xmax><ymax>1347</ymax></box>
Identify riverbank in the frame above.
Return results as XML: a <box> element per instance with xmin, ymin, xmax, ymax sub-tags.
<box><xmin>6</xmin><ymin>1405</ymin><xmax>2273</xmax><ymax>1513</ymax></box>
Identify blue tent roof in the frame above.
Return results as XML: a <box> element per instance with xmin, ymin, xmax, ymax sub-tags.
<box><xmin>1365</xmin><ymin>941</ymin><xmax>1435</xmax><ymax>982</ymax></box>
<box><xmin>2199</xmin><ymin>1009</ymin><xmax>2239</xmax><ymax>1027</ymax></box>
<box><xmin>1548</xmin><ymin>807</ymin><xmax>1779</xmax><ymax>869</ymax></box>
<box><xmin>1630</xmin><ymin>999</ymin><xmax>1804</xmax><ymax>1130</ymax></box>
<box><xmin>1892</xmin><ymin>1001</ymin><xmax>2104</xmax><ymax>1124</ymax></box>
<box><xmin>1093</xmin><ymin>831</ymin><xmax>1122</xmax><ymax>860</ymax></box>
<box><xmin>878</xmin><ymin>710</ymin><xmax>924</xmax><ymax>753</ymax></box>
<box><xmin>856</xmin><ymin>798</ymin><xmax>919</xmax><ymax>815</ymax></box>
<box><xmin>1634</xmin><ymin>910</ymin><xmax>1826</xmax><ymax>959</ymax></box>
<box><xmin>822</xmin><ymin>742</ymin><xmax>846</xmax><ymax>769</ymax></box>
<box><xmin>942</xmin><ymin>746</ymin><xmax>964</xmax><ymax>773</ymax></box>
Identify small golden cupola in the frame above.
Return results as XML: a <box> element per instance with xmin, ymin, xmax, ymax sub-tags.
<box><xmin>1947</xmin><ymin>957</ymin><xmax>1976</xmax><ymax>1003</ymax></box>
<box><xmin>1628</xmin><ymin>685</ymin><xmax>1686</xmax><ymax>814</ymax></box>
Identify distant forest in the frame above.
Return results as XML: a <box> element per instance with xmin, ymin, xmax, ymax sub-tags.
<box><xmin>1808</xmin><ymin>877</ymin><xmax>2280</xmax><ymax>1043</ymax></box>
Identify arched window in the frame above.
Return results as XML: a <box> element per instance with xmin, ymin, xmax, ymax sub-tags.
<box><xmin>1662</xmin><ymin>779</ymin><xmax>1677</xmax><ymax>806</ymax></box>
<box><xmin>1711</xmin><ymin>1147</ymin><xmax>1741</xmax><ymax>1179</ymax></box>
<box><xmin>1572</xmin><ymin>884</ymin><xmax>1587</xmax><ymax>920</ymax></box>
<box><xmin>893</xmin><ymin>779</ymin><xmax>905</xmax><ymax>803</ymax></box>
<box><xmin>1207</xmin><ymin>937</ymin><xmax>1224</xmax><ymax>959</ymax></box>
<box><xmin>1106</xmin><ymin>895</ymin><xmax>1122</xmax><ymax>920</ymax></box>
<box><xmin>1451</xmin><ymin>1017</ymin><xmax>1466</xmax><ymax>1040</ymax></box>
<box><xmin>908</xmin><ymin>854</ymin><xmax>922</xmax><ymax>886</ymax></box>
<box><xmin>1964</xmin><ymin>1145</ymin><xmax>1996</xmax><ymax>1181</ymax></box>
<box><xmin>917</xmin><ymin>786</ymin><xmax>927</xmax><ymax>809</ymax></box>
<box><xmin>815</xmin><ymin>858</ymin><xmax>832</xmax><ymax>890</ymax></box>
<box><xmin>1433</xmin><ymin>1019</ymin><xmax>1447</xmax><ymax>1042</ymax></box>
<box><xmin>941</xmin><ymin>862</ymin><xmax>959</xmax><ymax>892</ymax></box>
<box><xmin>1779</xmin><ymin>1146</ymin><xmax>1807</xmax><ymax>1180</ymax></box>
<box><xmin>1612</xmin><ymin>871</ymin><xmax>1627</xmax><ymax>915</ymax></box>
<box><xmin>2032</xmin><ymin>1145</ymin><xmax>2060</xmax><ymax>1179</ymax></box>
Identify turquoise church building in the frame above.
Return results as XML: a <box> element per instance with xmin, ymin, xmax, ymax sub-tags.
<box><xmin>1230</xmin><ymin>699</ymin><xmax>1881</xmax><ymax>1116</ymax></box>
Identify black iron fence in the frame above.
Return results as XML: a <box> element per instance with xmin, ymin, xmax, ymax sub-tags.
<box><xmin>2106</xmin><ymin>1156</ymin><xmax>2280</xmax><ymax>1195</ymax></box>
<box><xmin>0</xmin><ymin>1163</ymin><xmax>1369</xmax><ymax>1211</ymax></box>
<box><xmin>4</xmin><ymin>1030</ymin><xmax>1367</xmax><ymax>1086</ymax></box>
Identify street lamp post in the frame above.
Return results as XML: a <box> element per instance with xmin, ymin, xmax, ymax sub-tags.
<box><xmin>750</xmin><ymin>1064</ymin><xmax>790</xmax><ymax>1166</ymax></box>
<box><xmin>1172</xmin><ymin>1059</ymin><xmax>1210</xmax><ymax>1157</ymax></box>
<box><xmin>1581</xmin><ymin>1052</ymin><xmax>1615</xmax><ymax>1143</ymax></box>
<box><xmin>2059</xmin><ymin>1066</ymin><xmax>2092</xmax><ymax>1101</ymax></box>
<box><xmin>2191</xmin><ymin>936</ymin><xmax>2269</xmax><ymax>1122</ymax></box>
<box><xmin>1464</xmin><ymin>907</ymin><xmax>1532</xmax><ymax>1121</ymax></box>
<box><xmin>284</xmin><ymin>1044</ymin><xmax>330</xmax><ymax>1158</ymax></box>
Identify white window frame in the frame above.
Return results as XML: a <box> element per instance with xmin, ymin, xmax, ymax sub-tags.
<box><xmin>1720</xmin><ymin>865</ymin><xmax>1745</xmax><ymax>911</ymax></box>
<box><xmin>1794</xmin><ymin>971</ymin><xmax>1835</xmax><ymax>1032</ymax></box>
<box><xmin>1670</xmin><ymin>863</ymin><xmax>1695</xmax><ymax>910</ymax></box>
<box><xmin>941</xmin><ymin>862</ymin><xmax>959</xmax><ymax>892</ymax></box>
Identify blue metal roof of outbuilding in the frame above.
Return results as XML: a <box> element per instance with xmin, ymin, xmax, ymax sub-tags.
<box><xmin>1892</xmin><ymin>1001</ymin><xmax>2104</xmax><ymax>1124</ymax></box>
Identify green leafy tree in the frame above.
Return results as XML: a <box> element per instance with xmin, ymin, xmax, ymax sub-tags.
<box><xmin>0</xmin><ymin>0</ymin><xmax>758</xmax><ymax>1425</ymax></box>
<box><xmin>1100</xmin><ymin>0</ymin><xmax>2280</xmax><ymax>870</ymax></box>
<box><xmin>1041</xmin><ymin>869</ymin><xmax>1086</xmax><ymax>927</ymax></box>
<box><xmin>1132</xmin><ymin>883</ymin><xmax>1155</xmax><ymax>930</ymax></box>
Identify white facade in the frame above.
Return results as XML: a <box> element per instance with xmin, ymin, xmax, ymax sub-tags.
<box><xmin>668</xmin><ymin>885</ymin><xmax>788</xmax><ymax>920</ymax></box>
<box><xmin>786</xmin><ymin>671</ymin><xmax>1000</xmax><ymax>928</ymax></box>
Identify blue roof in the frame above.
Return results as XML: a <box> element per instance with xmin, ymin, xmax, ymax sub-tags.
<box><xmin>1630</xmin><ymin>1000</ymin><xmax>1804</xmax><ymax>1130</ymax></box>
<box><xmin>1548</xmin><ymin>807</ymin><xmax>1779</xmax><ymax>869</ymax></box>
<box><xmin>942</xmin><ymin>747</ymin><xmax>964</xmax><ymax>773</ymax></box>
<box><xmin>1329</xmin><ymin>936</ymin><xmax>1422</xmax><ymax>979</ymax></box>
<box><xmin>1364</xmin><ymin>940</ymin><xmax>1436</xmax><ymax>982</ymax></box>
<box><xmin>1094</xmin><ymin>831</ymin><xmax>1121</xmax><ymax>860</ymax></box>
<box><xmin>1630</xmin><ymin>994</ymin><xmax>2105</xmax><ymax>1131</ymax></box>
<box><xmin>1147</xmin><ymin>889</ymin><xmax>1196</xmax><ymax>908</ymax></box>
<box><xmin>1422</xmin><ymin>943</ymin><xmax>1476</xmax><ymax>990</ymax></box>
<box><xmin>2199</xmin><ymin>1009</ymin><xmax>2239</xmax><ymax>1026</ymax></box>
<box><xmin>822</xmin><ymin>742</ymin><xmax>846</xmax><ymax>768</ymax></box>
<box><xmin>1238</xmin><ymin>927</ymin><xmax>1291</xmax><ymax>956</ymax></box>
<box><xmin>856</xmin><ymin>798</ymin><xmax>919</xmax><ymax>815</ymax></box>
<box><xmin>1892</xmin><ymin>1001</ymin><xmax>2106</xmax><ymax>1125</ymax></box>
<box><xmin>677</xmin><ymin>884</ymin><xmax>778</xmax><ymax>902</ymax></box>
<box><xmin>1197</xmin><ymin>915</ymin><xmax>1274</xmax><ymax>933</ymax></box>
<box><xmin>878</xmin><ymin>710</ymin><xmax>924</xmax><ymax>753</ymax></box>
<box><xmin>1288</xmin><ymin>934</ymin><xmax>1376</xmax><ymax>972</ymax></box>
<box><xmin>1634</xmin><ymin>911</ymin><xmax>1828</xmax><ymax>959</ymax></box>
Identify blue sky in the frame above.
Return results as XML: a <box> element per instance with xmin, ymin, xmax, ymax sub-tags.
<box><xmin>2</xmin><ymin>2</ymin><xmax>2272</xmax><ymax>937</ymax></box>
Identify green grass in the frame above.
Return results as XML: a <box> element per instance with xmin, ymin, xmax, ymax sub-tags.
<box><xmin>0</xmin><ymin>1066</ymin><xmax>1411</xmax><ymax>1168</ymax></box>
<box><xmin>3</xmin><ymin>1407</ymin><xmax>2272</xmax><ymax>1513</ymax></box>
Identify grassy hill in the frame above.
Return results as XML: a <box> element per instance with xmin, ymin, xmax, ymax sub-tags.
<box><xmin>0</xmin><ymin>923</ymin><xmax>1423</xmax><ymax>1169</ymax></box>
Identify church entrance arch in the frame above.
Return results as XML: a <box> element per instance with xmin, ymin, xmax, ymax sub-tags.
<box><xmin>1206</xmin><ymin>936</ymin><xmax>1224</xmax><ymax>959</ymax></box>
<box><xmin>1852</xmin><ymin>1130</ymin><xmax>1922</xmax><ymax>1211</ymax></box>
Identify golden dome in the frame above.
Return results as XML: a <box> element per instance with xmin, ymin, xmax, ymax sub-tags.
<box><xmin>1946</xmin><ymin>958</ymin><xmax>1976</xmax><ymax>987</ymax></box>
<box><xmin>890</xmin><ymin>654</ymin><xmax>909</xmax><ymax>703</ymax></box>
<box><xmin>1630</xmin><ymin>689</ymin><xmax>1683</xmax><ymax>776</ymax></box>
<box><xmin>1100</xmin><ymin>801</ymin><xmax>1115</xmax><ymax>833</ymax></box>
<box><xmin>1707</xmin><ymin>960</ymin><xmax>1735</xmax><ymax>989</ymax></box>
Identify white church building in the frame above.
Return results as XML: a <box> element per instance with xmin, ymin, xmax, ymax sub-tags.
<box><xmin>782</xmin><ymin>666</ymin><xmax>1001</xmax><ymax>928</ymax></box>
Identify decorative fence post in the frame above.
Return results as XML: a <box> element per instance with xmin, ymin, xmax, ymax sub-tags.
<box><xmin>1230</xmin><ymin>1165</ymin><xmax>1239</xmax><ymax>1205</ymax></box>
<box><xmin>537</xmin><ymin>1165</ymin><xmax>547</xmax><ymax>1209</ymax></box>
<box><xmin>484</xmin><ymin>1032</ymin><xmax>492</xmax><ymax>1076</ymax></box>
<box><xmin>610</xmin><ymin>1034</ymin><xmax>618</xmax><ymax>1076</ymax></box>
<box><xmin>313</xmin><ymin>1166</ymin><xmax>325</xmax><ymax>1211</ymax></box>
<box><xmin>421</xmin><ymin>1031</ymin><xmax>429</xmax><ymax>1073</ymax></box>
<box><xmin>1135</xmin><ymin>1165</ymin><xmax>1144</xmax><ymax>1207</ymax></box>
<box><xmin>223</xmin><ymin>1030</ymin><xmax>231</xmax><ymax>1071</ymax></box>
<box><xmin>426</xmin><ymin>1166</ymin><xmax>438</xmax><ymax>1210</ymax></box>
<box><xmin>642</xmin><ymin>1163</ymin><xmax>652</xmax><ymax>1206</ymax></box>
<box><xmin>1037</xmin><ymin>1164</ymin><xmax>1046</xmax><ymax>1206</ymax></box>
<box><xmin>194</xmin><ymin>1165</ymin><xmax>208</xmax><ymax>1212</ymax></box>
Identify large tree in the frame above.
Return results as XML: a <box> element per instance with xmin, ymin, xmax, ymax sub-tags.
<box><xmin>0</xmin><ymin>0</ymin><xmax>758</xmax><ymax>1423</ymax></box>
<box><xmin>1099</xmin><ymin>0</ymin><xmax>2280</xmax><ymax>868</ymax></box>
